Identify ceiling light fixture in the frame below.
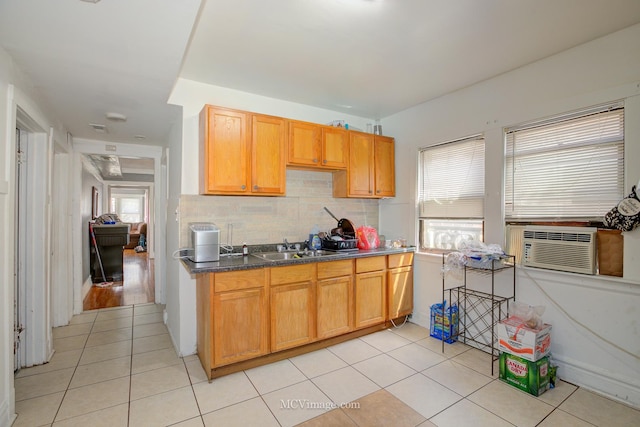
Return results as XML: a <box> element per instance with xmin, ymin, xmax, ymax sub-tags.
<box><xmin>106</xmin><ymin>112</ymin><xmax>127</xmax><ymax>122</ymax></box>
<box><xmin>134</xmin><ymin>135</ymin><xmax>146</xmax><ymax>140</ymax></box>
<box><xmin>79</xmin><ymin>0</ymin><xmax>101</xmax><ymax>3</ymax></box>
<box><xmin>89</xmin><ymin>123</ymin><xmax>108</xmax><ymax>133</ymax></box>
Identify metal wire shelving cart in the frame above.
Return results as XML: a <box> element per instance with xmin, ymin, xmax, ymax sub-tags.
<box><xmin>439</xmin><ymin>253</ymin><xmax>516</xmax><ymax>375</ymax></box>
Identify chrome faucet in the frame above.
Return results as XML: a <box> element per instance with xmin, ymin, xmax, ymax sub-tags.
<box><xmin>283</xmin><ymin>238</ymin><xmax>293</xmax><ymax>250</ymax></box>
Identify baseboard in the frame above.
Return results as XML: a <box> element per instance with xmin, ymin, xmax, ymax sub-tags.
<box><xmin>410</xmin><ymin>310</ymin><xmax>430</xmax><ymax>330</ymax></box>
<box><xmin>81</xmin><ymin>276</ymin><xmax>93</xmax><ymax>303</ymax></box>
<box><xmin>0</xmin><ymin>394</ymin><xmax>17</xmax><ymax>427</ymax></box>
<box><xmin>553</xmin><ymin>354</ymin><xmax>640</xmax><ymax>409</ymax></box>
<box><xmin>412</xmin><ymin>309</ymin><xmax>639</xmax><ymax>409</ymax></box>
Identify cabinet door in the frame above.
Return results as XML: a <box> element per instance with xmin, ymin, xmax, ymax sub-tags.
<box><xmin>251</xmin><ymin>114</ymin><xmax>286</xmax><ymax>195</ymax></box>
<box><xmin>348</xmin><ymin>132</ymin><xmax>375</xmax><ymax>197</ymax></box>
<box><xmin>213</xmin><ymin>288</ymin><xmax>269</xmax><ymax>366</ymax></box>
<box><xmin>374</xmin><ymin>135</ymin><xmax>395</xmax><ymax>197</ymax></box>
<box><xmin>354</xmin><ymin>270</ymin><xmax>386</xmax><ymax>329</ymax></box>
<box><xmin>200</xmin><ymin>106</ymin><xmax>249</xmax><ymax>194</ymax></box>
<box><xmin>317</xmin><ymin>275</ymin><xmax>353</xmax><ymax>339</ymax></box>
<box><xmin>270</xmin><ymin>281</ymin><xmax>315</xmax><ymax>351</ymax></box>
<box><xmin>321</xmin><ymin>126</ymin><xmax>348</xmax><ymax>169</ymax></box>
<box><xmin>288</xmin><ymin>120</ymin><xmax>321</xmax><ymax>167</ymax></box>
<box><xmin>387</xmin><ymin>266</ymin><xmax>413</xmax><ymax>319</ymax></box>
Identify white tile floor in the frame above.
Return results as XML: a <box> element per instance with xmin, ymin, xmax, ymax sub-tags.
<box><xmin>13</xmin><ymin>303</ymin><xmax>640</xmax><ymax>427</ymax></box>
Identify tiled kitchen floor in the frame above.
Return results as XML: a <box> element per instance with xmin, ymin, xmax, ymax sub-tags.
<box><xmin>14</xmin><ymin>304</ymin><xmax>640</xmax><ymax>427</ymax></box>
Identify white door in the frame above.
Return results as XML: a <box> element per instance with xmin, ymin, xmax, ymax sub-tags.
<box><xmin>14</xmin><ymin>128</ymin><xmax>27</xmax><ymax>372</ymax></box>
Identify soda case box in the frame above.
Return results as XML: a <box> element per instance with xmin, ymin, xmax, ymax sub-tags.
<box><xmin>430</xmin><ymin>302</ymin><xmax>458</xmax><ymax>343</ymax></box>
<box><xmin>497</xmin><ymin>315</ymin><xmax>551</xmax><ymax>361</ymax></box>
<box><xmin>499</xmin><ymin>352</ymin><xmax>550</xmax><ymax>396</ymax></box>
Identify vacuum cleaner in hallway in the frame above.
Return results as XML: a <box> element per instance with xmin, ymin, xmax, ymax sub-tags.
<box><xmin>90</xmin><ymin>224</ymin><xmax>113</xmax><ymax>287</ymax></box>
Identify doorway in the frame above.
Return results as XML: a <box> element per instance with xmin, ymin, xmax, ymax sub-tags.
<box><xmin>83</xmin><ymin>249</ymin><xmax>155</xmax><ymax>310</ymax></box>
<box><xmin>13</xmin><ymin>109</ymin><xmax>54</xmax><ymax>371</ymax></box>
<box><xmin>82</xmin><ymin>169</ymin><xmax>156</xmax><ymax>310</ymax></box>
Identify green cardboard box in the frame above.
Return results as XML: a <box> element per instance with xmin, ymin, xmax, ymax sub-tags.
<box><xmin>499</xmin><ymin>352</ymin><xmax>550</xmax><ymax>396</ymax></box>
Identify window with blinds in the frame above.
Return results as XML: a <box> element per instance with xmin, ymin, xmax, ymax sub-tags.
<box><xmin>505</xmin><ymin>103</ymin><xmax>624</xmax><ymax>220</ymax></box>
<box><xmin>418</xmin><ymin>136</ymin><xmax>485</xmax><ymax>250</ymax></box>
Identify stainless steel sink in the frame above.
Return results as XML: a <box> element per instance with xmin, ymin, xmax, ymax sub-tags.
<box><xmin>252</xmin><ymin>250</ymin><xmax>339</xmax><ymax>262</ymax></box>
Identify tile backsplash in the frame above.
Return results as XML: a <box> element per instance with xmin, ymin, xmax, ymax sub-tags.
<box><xmin>179</xmin><ymin>170</ymin><xmax>380</xmax><ymax>248</ymax></box>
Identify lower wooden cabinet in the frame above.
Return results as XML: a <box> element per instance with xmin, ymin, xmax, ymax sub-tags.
<box><xmin>317</xmin><ymin>260</ymin><xmax>354</xmax><ymax>339</ymax></box>
<box><xmin>354</xmin><ymin>256</ymin><xmax>387</xmax><ymax>329</ymax></box>
<box><xmin>270</xmin><ymin>264</ymin><xmax>316</xmax><ymax>352</ymax></box>
<box><xmin>213</xmin><ymin>288</ymin><xmax>269</xmax><ymax>366</ymax></box>
<box><xmin>196</xmin><ymin>269</ymin><xmax>269</xmax><ymax>374</ymax></box>
<box><xmin>387</xmin><ymin>253</ymin><xmax>414</xmax><ymax>319</ymax></box>
<box><xmin>196</xmin><ymin>253</ymin><xmax>412</xmax><ymax>379</ymax></box>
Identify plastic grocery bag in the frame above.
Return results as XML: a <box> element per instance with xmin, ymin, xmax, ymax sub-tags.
<box><xmin>356</xmin><ymin>225</ymin><xmax>380</xmax><ymax>249</ymax></box>
<box><xmin>511</xmin><ymin>301</ymin><xmax>546</xmax><ymax>329</ymax></box>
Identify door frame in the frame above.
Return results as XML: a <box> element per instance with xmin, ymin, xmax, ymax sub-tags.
<box><xmin>73</xmin><ymin>140</ymin><xmax>166</xmax><ymax>310</ymax></box>
<box><xmin>15</xmin><ymin>106</ymin><xmax>54</xmax><ymax>368</ymax></box>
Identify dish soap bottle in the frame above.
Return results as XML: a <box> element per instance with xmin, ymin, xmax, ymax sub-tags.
<box><xmin>242</xmin><ymin>242</ymin><xmax>248</xmax><ymax>256</ymax></box>
<box><xmin>309</xmin><ymin>224</ymin><xmax>321</xmax><ymax>250</ymax></box>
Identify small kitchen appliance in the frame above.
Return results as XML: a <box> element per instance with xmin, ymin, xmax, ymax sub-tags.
<box><xmin>189</xmin><ymin>223</ymin><xmax>220</xmax><ymax>262</ymax></box>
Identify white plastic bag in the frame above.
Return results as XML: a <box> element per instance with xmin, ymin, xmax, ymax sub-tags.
<box><xmin>511</xmin><ymin>301</ymin><xmax>545</xmax><ymax>329</ymax></box>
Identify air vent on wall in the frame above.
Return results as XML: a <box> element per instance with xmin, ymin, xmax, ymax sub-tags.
<box><xmin>522</xmin><ymin>226</ymin><xmax>597</xmax><ymax>275</ymax></box>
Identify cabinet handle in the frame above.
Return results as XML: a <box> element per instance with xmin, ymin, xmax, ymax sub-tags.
<box><xmin>253</xmin><ymin>185</ymin><xmax>259</xmax><ymax>190</ymax></box>
<box><xmin>241</xmin><ymin>185</ymin><xmax>246</xmax><ymax>190</ymax></box>
<box><xmin>323</xmin><ymin>159</ymin><xmax>327</xmax><ymax>164</ymax></box>
<box><xmin>313</xmin><ymin>158</ymin><xmax>318</xmax><ymax>163</ymax></box>
<box><xmin>376</xmin><ymin>190</ymin><xmax>380</xmax><ymax>193</ymax></box>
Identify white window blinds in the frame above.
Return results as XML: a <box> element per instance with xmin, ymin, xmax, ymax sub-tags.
<box><xmin>505</xmin><ymin>103</ymin><xmax>624</xmax><ymax>220</ymax></box>
<box><xmin>419</xmin><ymin>136</ymin><xmax>485</xmax><ymax>219</ymax></box>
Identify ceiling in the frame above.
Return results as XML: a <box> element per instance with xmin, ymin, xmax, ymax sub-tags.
<box><xmin>2</xmin><ymin>0</ymin><xmax>640</xmax><ymax>148</ymax></box>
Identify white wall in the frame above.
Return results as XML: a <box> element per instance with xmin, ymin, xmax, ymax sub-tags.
<box><xmin>382</xmin><ymin>24</ymin><xmax>640</xmax><ymax>407</ymax></box>
<box><xmin>167</xmin><ymin>81</ymin><xmax>378</xmax><ymax>356</ymax></box>
<box><xmin>165</xmin><ymin>119</ymin><xmax>185</xmax><ymax>356</ymax></box>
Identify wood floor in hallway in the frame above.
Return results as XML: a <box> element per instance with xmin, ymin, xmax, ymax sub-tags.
<box><xmin>83</xmin><ymin>249</ymin><xmax>154</xmax><ymax>310</ymax></box>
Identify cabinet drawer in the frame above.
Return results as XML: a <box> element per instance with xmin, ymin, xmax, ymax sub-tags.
<box><xmin>214</xmin><ymin>269</ymin><xmax>266</xmax><ymax>293</ymax></box>
<box><xmin>355</xmin><ymin>256</ymin><xmax>386</xmax><ymax>273</ymax></box>
<box><xmin>388</xmin><ymin>253</ymin><xmax>414</xmax><ymax>269</ymax></box>
<box><xmin>270</xmin><ymin>264</ymin><xmax>315</xmax><ymax>285</ymax></box>
<box><xmin>317</xmin><ymin>259</ymin><xmax>353</xmax><ymax>280</ymax></box>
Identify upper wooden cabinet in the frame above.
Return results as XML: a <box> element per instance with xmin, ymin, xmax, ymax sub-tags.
<box><xmin>200</xmin><ymin>104</ymin><xmax>394</xmax><ymax>198</ymax></box>
<box><xmin>287</xmin><ymin>120</ymin><xmax>348</xmax><ymax>169</ymax></box>
<box><xmin>199</xmin><ymin>105</ymin><xmax>285</xmax><ymax>195</ymax></box>
<box><xmin>199</xmin><ymin>106</ymin><xmax>249</xmax><ymax>194</ymax></box>
<box><xmin>374</xmin><ymin>135</ymin><xmax>396</xmax><ymax>197</ymax></box>
<box><xmin>333</xmin><ymin>132</ymin><xmax>395</xmax><ymax>198</ymax></box>
<box><xmin>251</xmin><ymin>114</ymin><xmax>287</xmax><ymax>195</ymax></box>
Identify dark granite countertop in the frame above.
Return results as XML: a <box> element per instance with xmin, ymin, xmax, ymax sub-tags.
<box><xmin>180</xmin><ymin>246</ymin><xmax>416</xmax><ymax>275</ymax></box>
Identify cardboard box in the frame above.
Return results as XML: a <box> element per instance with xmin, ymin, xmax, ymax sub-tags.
<box><xmin>499</xmin><ymin>352</ymin><xmax>550</xmax><ymax>396</ymax></box>
<box><xmin>597</xmin><ymin>229</ymin><xmax>623</xmax><ymax>277</ymax></box>
<box><xmin>497</xmin><ymin>316</ymin><xmax>551</xmax><ymax>361</ymax></box>
<box><xmin>430</xmin><ymin>303</ymin><xmax>458</xmax><ymax>343</ymax></box>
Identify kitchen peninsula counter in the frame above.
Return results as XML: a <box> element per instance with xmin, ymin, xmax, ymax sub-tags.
<box><xmin>181</xmin><ymin>246</ymin><xmax>415</xmax><ymax>274</ymax></box>
<box><xmin>190</xmin><ymin>246</ymin><xmax>415</xmax><ymax>380</ymax></box>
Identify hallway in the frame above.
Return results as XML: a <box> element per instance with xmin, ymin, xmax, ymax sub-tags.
<box><xmin>12</xmin><ymin>304</ymin><xmax>640</xmax><ymax>426</ymax></box>
<box><xmin>83</xmin><ymin>249</ymin><xmax>155</xmax><ymax>310</ymax></box>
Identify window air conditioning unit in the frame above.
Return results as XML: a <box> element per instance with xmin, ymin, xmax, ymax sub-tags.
<box><xmin>522</xmin><ymin>226</ymin><xmax>597</xmax><ymax>275</ymax></box>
